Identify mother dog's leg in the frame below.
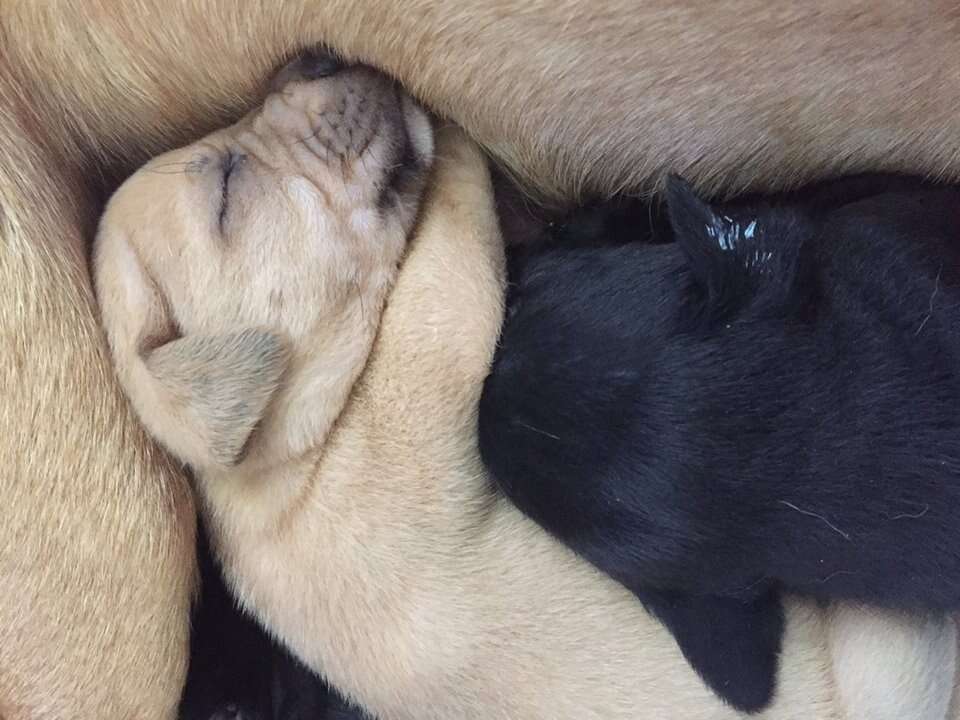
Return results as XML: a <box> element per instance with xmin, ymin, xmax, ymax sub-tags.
<box><xmin>5</xmin><ymin>1</ymin><xmax>960</xmax><ymax>200</ymax></box>
<box><xmin>0</xmin><ymin>78</ymin><xmax>196</xmax><ymax>720</ymax></box>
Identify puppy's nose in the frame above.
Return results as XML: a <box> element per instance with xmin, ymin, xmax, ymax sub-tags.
<box><xmin>295</xmin><ymin>49</ymin><xmax>343</xmax><ymax>80</ymax></box>
<box><xmin>270</xmin><ymin>49</ymin><xmax>345</xmax><ymax>93</ymax></box>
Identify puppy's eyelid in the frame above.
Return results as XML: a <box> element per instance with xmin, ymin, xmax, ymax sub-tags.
<box><xmin>218</xmin><ymin>151</ymin><xmax>244</xmax><ymax>233</ymax></box>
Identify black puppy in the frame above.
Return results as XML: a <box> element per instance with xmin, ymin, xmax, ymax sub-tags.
<box><xmin>479</xmin><ymin>174</ymin><xmax>960</xmax><ymax>713</ymax></box>
<box><xmin>179</xmin><ymin>521</ymin><xmax>367</xmax><ymax>720</ymax></box>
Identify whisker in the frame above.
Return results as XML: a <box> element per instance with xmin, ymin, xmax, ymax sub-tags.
<box><xmin>816</xmin><ymin>569</ymin><xmax>857</xmax><ymax>584</ymax></box>
<box><xmin>354</xmin><ymin>274</ymin><xmax>365</xmax><ymax>321</ymax></box>
<box><xmin>915</xmin><ymin>264</ymin><xmax>942</xmax><ymax>336</ymax></box>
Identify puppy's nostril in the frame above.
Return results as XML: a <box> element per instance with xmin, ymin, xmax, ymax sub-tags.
<box><xmin>296</xmin><ymin>49</ymin><xmax>343</xmax><ymax>80</ymax></box>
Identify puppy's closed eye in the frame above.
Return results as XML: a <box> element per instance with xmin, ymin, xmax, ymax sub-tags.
<box><xmin>219</xmin><ymin>151</ymin><xmax>245</xmax><ymax>231</ymax></box>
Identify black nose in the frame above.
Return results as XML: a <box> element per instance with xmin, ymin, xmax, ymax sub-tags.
<box><xmin>296</xmin><ymin>49</ymin><xmax>343</xmax><ymax>80</ymax></box>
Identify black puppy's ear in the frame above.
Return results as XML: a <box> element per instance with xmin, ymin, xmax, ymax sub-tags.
<box><xmin>665</xmin><ymin>175</ymin><xmax>730</xmax><ymax>296</ymax></box>
<box><xmin>666</xmin><ymin>175</ymin><xmax>816</xmax><ymax>324</ymax></box>
<box><xmin>666</xmin><ymin>174</ymin><xmax>774</xmax><ymax>320</ymax></box>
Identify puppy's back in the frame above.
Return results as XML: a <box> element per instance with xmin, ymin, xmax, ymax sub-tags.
<box><xmin>481</xmin><ymin>177</ymin><xmax>960</xmax><ymax>608</ymax></box>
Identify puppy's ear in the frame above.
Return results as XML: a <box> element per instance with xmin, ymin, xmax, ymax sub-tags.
<box><xmin>95</xmin><ymin>225</ymin><xmax>290</xmax><ymax>471</ymax></box>
<box><xmin>665</xmin><ymin>175</ymin><xmax>732</xmax><ymax>296</ymax></box>
<box><xmin>666</xmin><ymin>175</ymin><xmax>778</xmax><ymax>321</ymax></box>
<box><xmin>666</xmin><ymin>175</ymin><xmax>818</xmax><ymax>324</ymax></box>
<box><xmin>140</xmin><ymin>329</ymin><xmax>290</xmax><ymax>469</ymax></box>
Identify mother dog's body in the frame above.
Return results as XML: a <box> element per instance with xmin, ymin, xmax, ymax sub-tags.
<box><xmin>6</xmin><ymin>2</ymin><xmax>960</xmax><ymax>200</ymax></box>
<box><xmin>3</xmin><ymin>2</ymin><xmax>960</xmax><ymax>718</ymax></box>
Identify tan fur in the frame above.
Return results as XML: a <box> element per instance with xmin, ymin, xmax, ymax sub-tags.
<box><xmin>6</xmin><ymin>1</ymin><xmax>960</xmax><ymax>203</ymax></box>
<box><xmin>0</xmin><ymin>77</ymin><xmax>195</xmax><ymax>720</ymax></box>
<box><xmin>5</xmin><ymin>2</ymin><xmax>960</xmax><ymax>717</ymax></box>
<box><xmin>98</xmin><ymin>115</ymin><xmax>954</xmax><ymax>719</ymax></box>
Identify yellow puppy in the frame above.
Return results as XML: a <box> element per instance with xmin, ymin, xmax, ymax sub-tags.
<box><xmin>93</xmin><ymin>60</ymin><xmax>956</xmax><ymax>720</ymax></box>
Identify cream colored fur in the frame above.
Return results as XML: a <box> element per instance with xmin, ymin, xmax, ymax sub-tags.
<box><xmin>827</xmin><ymin>604</ymin><xmax>957</xmax><ymax>720</ymax></box>
<box><xmin>5</xmin><ymin>2</ymin><xmax>960</xmax><ymax>717</ymax></box>
<box><xmin>97</xmin><ymin>114</ymin><xmax>957</xmax><ymax>719</ymax></box>
<box><xmin>95</xmin><ymin>64</ymin><xmax>434</xmax><ymax>479</ymax></box>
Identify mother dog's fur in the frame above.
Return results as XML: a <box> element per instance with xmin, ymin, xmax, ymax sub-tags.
<box><xmin>6</xmin><ymin>2</ymin><xmax>960</xmax><ymax>201</ymax></box>
<box><xmin>3</xmin><ymin>2</ymin><xmax>960</xmax><ymax>718</ymax></box>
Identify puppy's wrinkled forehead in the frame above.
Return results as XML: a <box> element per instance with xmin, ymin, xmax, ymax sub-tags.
<box><xmin>97</xmin><ymin>55</ymin><xmax>434</xmax><ymax>342</ymax></box>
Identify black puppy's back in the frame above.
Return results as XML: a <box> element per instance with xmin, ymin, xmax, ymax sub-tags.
<box><xmin>479</xmin><ymin>175</ymin><xmax>960</xmax><ymax>712</ymax></box>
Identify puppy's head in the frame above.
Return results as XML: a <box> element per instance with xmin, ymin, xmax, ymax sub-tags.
<box><xmin>95</xmin><ymin>53</ymin><xmax>434</xmax><ymax>474</ymax></box>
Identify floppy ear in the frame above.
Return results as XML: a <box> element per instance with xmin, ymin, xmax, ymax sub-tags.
<box><xmin>94</xmin><ymin>226</ymin><xmax>291</xmax><ymax>471</ymax></box>
<box><xmin>139</xmin><ymin>329</ymin><xmax>290</xmax><ymax>469</ymax></box>
<box><xmin>631</xmin><ymin>584</ymin><xmax>783</xmax><ymax>713</ymax></box>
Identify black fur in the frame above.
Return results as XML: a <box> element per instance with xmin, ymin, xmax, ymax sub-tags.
<box><xmin>179</xmin><ymin>521</ymin><xmax>367</xmax><ymax>720</ymax></box>
<box><xmin>479</xmin><ymin>173</ymin><xmax>960</xmax><ymax>712</ymax></box>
